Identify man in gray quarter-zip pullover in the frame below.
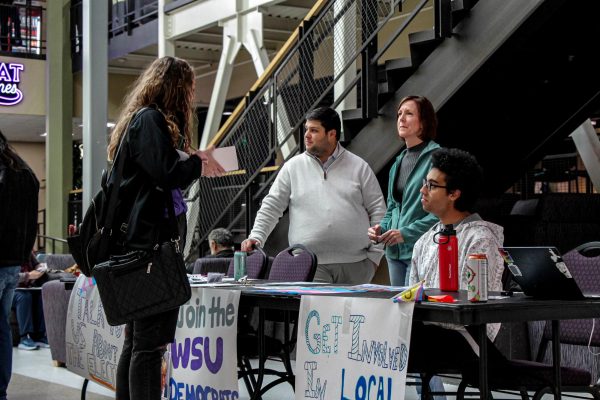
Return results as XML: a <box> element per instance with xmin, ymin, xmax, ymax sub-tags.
<box><xmin>242</xmin><ymin>107</ymin><xmax>386</xmax><ymax>284</ymax></box>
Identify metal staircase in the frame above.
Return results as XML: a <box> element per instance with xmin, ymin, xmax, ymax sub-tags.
<box><xmin>184</xmin><ymin>0</ymin><xmax>479</xmax><ymax>260</ymax></box>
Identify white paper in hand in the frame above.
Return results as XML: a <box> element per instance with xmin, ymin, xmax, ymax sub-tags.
<box><xmin>212</xmin><ymin>146</ymin><xmax>239</xmax><ymax>171</ymax></box>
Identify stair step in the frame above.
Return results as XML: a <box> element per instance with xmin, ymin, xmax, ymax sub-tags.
<box><xmin>341</xmin><ymin>108</ymin><xmax>364</xmax><ymax>121</ymax></box>
<box><xmin>451</xmin><ymin>0</ymin><xmax>468</xmax><ymax>12</ymax></box>
<box><xmin>384</xmin><ymin>57</ymin><xmax>416</xmax><ymax>91</ymax></box>
<box><xmin>377</xmin><ymin>89</ymin><xmax>396</xmax><ymax>109</ymax></box>
<box><xmin>451</xmin><ymin>0</ymin><xmax>479</xmax><ymax>27</ymax></box>
<box><xmin>341</xmin><ymin>108</ymin><xmax>372</xmax><ymax>142</ymax></box>
<box><xmin>385</xmin><ymin>57</ymin><xmax>414</xmax><ymax>72</ymax></box>
<box><xmin>452</xmin><ymin>0</ymin><xmax>478</xmax><ymax>12</ymax></box>
<box><xmin>408</xmin><ymin>29</ymin><xmax>439</xmax><ymax>45</ymax></box>
<box><xmin>408</xmin><ymin>29</ymin><xmax>443</xmax><ymax>65</ymax></box>
<box><xmin>378</xmin><ymin>81</ymin><xmax>392</xmax><ymax>95</ymax></box>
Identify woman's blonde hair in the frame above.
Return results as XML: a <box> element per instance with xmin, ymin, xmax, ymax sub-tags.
<box><xmin>107</xmin><ymin>56</ymin><xmax>196</xmax><ymax>160</ymax></box>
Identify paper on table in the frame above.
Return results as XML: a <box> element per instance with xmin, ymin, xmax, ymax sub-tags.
<box><xmin>36</xmin><ymin>264</ymin><xmax>48</xmax><ymax>273</ymax></box>
<box><xmin>212</xmin><ymin>146</ymin><xmax>239</xmax><ymax>171</ymax></box>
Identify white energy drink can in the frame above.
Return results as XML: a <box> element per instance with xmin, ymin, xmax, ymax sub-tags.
<box><xmin>466</xmin><ymin>253</ymin><xmax>488</xmax><ymax>302</ymax></box>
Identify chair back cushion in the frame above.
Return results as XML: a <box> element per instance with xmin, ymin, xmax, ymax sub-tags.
<box><xmin>268</xmin><ymin>244</ymin><xmax>317</xmax><ymax>282</ymax></box>
<box><xmin>226</xmin><ymin>247</ymin><xmax>269</xmax><ymax>279</ymax></box>
<box><xmin>45</xmin><ymin>254</ymin><xmax>76</xmax><ymax>271</ymax></box>
<box><xmin>541</xmin><ymin>243</ymin><xmax>600</xmax><ymax>346</ymax></box>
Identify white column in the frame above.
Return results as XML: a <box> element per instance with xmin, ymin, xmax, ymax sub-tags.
<box><xmin>200</xmin><ymin>20</ymin><xmax>241</xmax><ymax>149</ymax></box>
<box><xmin>571</xmin><ymin>119</ymin><xmax>600</xmax><ymax>192</ymax></box>
<box><xmin>158</xmin><ymin>0</ymin><xmax>175</xmax><ymax>57</ymax></box>
<box><xmin>239</xmin><ymin>10</ymin><xmax>296</xmax><ymax>159</ymax></box>
<box><xmin>241</xmin><ymin>11</ymin><xmax>296</xmax><ymax>159</ymax></box>
<box><xmin>240</xmin><ymin>11</ymin><xmax>270</xmax><ymax>76</ymax></box>
<box><xmin>333</xmin><ymin>0</ymin><xmax>357</xmax><ymax>118</ymax></box>
<box><xmin>82</xmin><ymin>0</ymin><xmax>108</xmax><ymax>212</ymax></box>
<box><xmin>200</xmin><ymin>10</ymin><xmax>273</xmax><ymax>149</ymax></box>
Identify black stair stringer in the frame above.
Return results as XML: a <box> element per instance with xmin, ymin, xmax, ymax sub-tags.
<box><xmin>434</xmin><ymin>0</ymin><xmax>600</xmax><ymax>194</ymax></box>
<box><xmin>346</xmin><ymin>0</ymin><xmax>547</xmax><ymax>177</ymax></box>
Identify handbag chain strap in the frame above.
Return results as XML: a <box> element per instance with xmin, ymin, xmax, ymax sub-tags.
<box><xmin>164</xmin><ymin>188</ymin><xmax>181</xmax><ymax>253</ymax></box>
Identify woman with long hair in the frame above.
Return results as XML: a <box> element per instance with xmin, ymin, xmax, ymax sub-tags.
<box><xmin>108</xmin><ymin>56</ymin><xmax>223</xmax><ymax>399</ymax></box>
<box><xmin>0</xmin><ymin>130</ymin><xmax>39</xmax><ymax>400</ymax></box>
<box><xmin>368</xmin><ymin>95</ymin><xmax>440</xmax><ymax>286</ymax></box>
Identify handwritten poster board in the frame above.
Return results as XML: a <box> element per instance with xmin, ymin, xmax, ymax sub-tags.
<box><xmin>65</xmin><ymin>275</ymin><xmax>125</xmax><ymax>390</ymax></box>
<box><xmin>168</xmin><ymin>287</ymin><xmax>241</xmax><ymax>399</ymax></box>
<box><xmin>295</xmin><ymin>296</ymin><xmax>415</xmax><ymax>400</ymax></box>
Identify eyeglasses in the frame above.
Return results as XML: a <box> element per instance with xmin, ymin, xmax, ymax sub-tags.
<box><xmin>422</xmin><ymin>178</ymin><xmax>447</xmax><ymax>191</ymax></box>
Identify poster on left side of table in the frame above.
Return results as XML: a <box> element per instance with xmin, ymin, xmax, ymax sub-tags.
<box><xmin>65</xmin><ymin>275</ymin><xmax>125</xmax><ymax>390</ymax></box>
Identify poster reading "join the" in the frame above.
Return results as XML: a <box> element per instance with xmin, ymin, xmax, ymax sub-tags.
<box><xmin>169</xmin><ymin>287</ymin><xmax>240</xmax><ymax>400</ymax></box>
<box><xmin>296</xmin><ymin>296</ymin><xmax>414</xmax><ymax>400</ymax></box>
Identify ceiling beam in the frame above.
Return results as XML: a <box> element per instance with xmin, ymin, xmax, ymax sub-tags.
<box><xmin>175</xmin><ymin>40</ymin><xmax>222</xmax><ymax>51</ymax></box>
<box><xmin>259</xmin><ymin>4</ymin><xmax>311</xmax><ymax>19</ymax></box>
<box><xmin>110</xmin><ymin>49</ymin><xmax>222</xmax><ymax>66</ymax></box>
<box><xmin>164</xmin><ymin>0</ymin><xmax>286</xmax><ymax>40</ymax></box>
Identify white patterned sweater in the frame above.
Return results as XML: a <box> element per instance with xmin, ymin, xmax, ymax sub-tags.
<box><xmin>409</xmin><ymin>213</ymin><xmax>504</xmax><ymax>343</ymax></box>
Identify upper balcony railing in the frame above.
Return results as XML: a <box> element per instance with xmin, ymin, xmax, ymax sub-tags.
<box><xmin>70</xmin><ymin>0</ymin><xmax>158</xmax><ymax>70</ymax></box>
<box><xmin>0</xmin><ymin>1</ymin><xmax>46</xmax><ymax>59</ymax></box>
<box><xmin>108</xmin><ymin>0</ymin><xmax>158</xmax><ymax>38</ymax></box>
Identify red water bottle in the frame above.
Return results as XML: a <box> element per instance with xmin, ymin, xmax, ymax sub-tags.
<box><xmin>437</xmin><ymin>224</ymin><xmax>459</xmax><ymax>291</ymax></box>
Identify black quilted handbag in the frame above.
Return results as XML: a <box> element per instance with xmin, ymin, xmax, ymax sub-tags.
<box><xmin>93</xmin><ymin>237</ymin><xmax>191</xmax><ymax>326</ymax></box>
<box><xmin>91</xmin><ymin>131</ymin><xmax>191</xmax><ymax>326</ymax></box>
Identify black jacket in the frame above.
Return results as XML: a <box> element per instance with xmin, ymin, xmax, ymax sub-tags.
<box><xmin>110</xmin><ymin>108</ymin><xmax>202</xmax><ymax>249</ymax></box>
<box><xmin>205</xmin><ymin>249</ymin><xmax>235</xmax><ymax>258</ymax></box>
<box><xmin>0</xmin><ymin>160</ymin><xmax>39</xmax><ymax>267</ymax></box>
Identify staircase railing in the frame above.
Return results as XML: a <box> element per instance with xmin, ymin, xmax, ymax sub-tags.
<box><xmin>186</xmin><ymin>0</ymin><xmax>453</xmax><ymax>260</ymax></box>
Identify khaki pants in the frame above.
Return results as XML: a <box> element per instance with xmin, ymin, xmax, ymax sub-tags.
<box><xmin>313</xmin><ymin>258</ymin><xmax>376</xmax><ymax>284</ymax></box>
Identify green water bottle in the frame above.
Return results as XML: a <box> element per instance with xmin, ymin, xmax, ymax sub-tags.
<box><xmin>234</xmin><ymin>251</ymin><xmax>247</xmax><ymax>281</ymax></box>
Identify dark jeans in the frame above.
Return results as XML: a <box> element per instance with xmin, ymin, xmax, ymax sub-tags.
<box><xmin>115</xmin><ymin>213</ymin><xmax>186</xmax><ymax>400</ymax></box>
<box><xmin>0</xmin><ymin>266</ymin><xmax>19</xmax><ymax>400</ymax></box>
<box><xmin>387</xmin><ymin>257</ymin><xmax>410</xmax><ymax>286</ymax></box>
<box><xmin>12</xmin><ymin>290</ymin><xmax>45</xmax><ymax>338</ymax></box>
<box><xmin>115</xmin><ymin>307</ymin><xmax>178</xmax><ymax>400</ymax></box>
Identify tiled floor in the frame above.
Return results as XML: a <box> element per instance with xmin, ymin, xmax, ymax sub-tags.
<box><xmin>9</xmin><ymin>347</ymin><xmax>297</xmax><ymax>399</ymax></box>
<box><xmin>10</xmin><ymin>347</ymin><xmax>563</xmax><ymax>399</ymax></box>
<box><xmin>10</xmin><ymin>347</ymin><xmax>114</xmax><ymax>398</ymax></box>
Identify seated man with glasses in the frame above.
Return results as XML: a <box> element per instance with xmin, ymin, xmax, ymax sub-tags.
<box><xmin>409</xmin><ymin>147</ymin><xmax>504</xmax><ymax>299</ymax></box>
<box><xmin>407</xmin><ymin>148</ymin><xmax>506</xmax><ymax>398</ymax></box>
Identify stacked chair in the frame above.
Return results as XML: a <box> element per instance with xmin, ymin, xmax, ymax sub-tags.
<box><xmin>191</xmin><ymin>257</ymin><xmax>232</xmax><ymax>275</ymax></box>
<box><xmin>227</xmin><ymin>247</ymin><xmax>270</xmax><ymax>279</ymax></box>
<box><xmin>40</xmin><ymin>254</ymin><xmax>77</xmax><ymax>366</ymax></box>
<box><xmin>457</xmin><ymin>241</ymin><xmax>600</xmax><ymax>399</ymax></box>
<box><xmin>237</xmin><ymin>244</ymin><xmax>317</xmax><ymax>398</ymax></box>
<box><xmin>529</xmin><ymin>242</ymin><xmax>600</xmax><ymax>399</ymax></box>
<box><xmin>266</xmin><ymin>244</ymin><xmax>317</xmax><ymax>281</ymax></box>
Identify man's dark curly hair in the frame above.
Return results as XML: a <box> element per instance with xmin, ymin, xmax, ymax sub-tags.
<box><xmin>305</xmin><ymin>107</ymin><xmax>342</xmax><ymax>140</ymax></box>
<box><xmin>431</xmin><ymin>148</ymin><xmax>483</xmax><ymax>212</ymax></box>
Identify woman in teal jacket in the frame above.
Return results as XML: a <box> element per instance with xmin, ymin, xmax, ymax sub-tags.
<box><xmin>368</xmin><ymin>95</ymin><xmax>440</xmax><ymax>286</ymax></box>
